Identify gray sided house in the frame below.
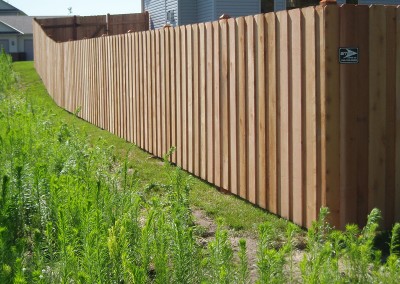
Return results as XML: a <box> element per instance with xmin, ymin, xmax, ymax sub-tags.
<box><xmin>144</xmin><ymin>0</ymin><xmax>400</xmax><ymax>29</ymax></box>
<box><xmin>144</xmin><ymin>0</ymin><xmax>261</xmax><ymax>29</ymax></box>
<box><xmin>0</xmin><ymin>16</ymin><xmax>34</xmax><ymax>60</ymax></box>
<box><xmin>0</xmin><ymin>0</ymin><xmax>32</xmax><ymax>60</ymax></box>
<box><xmin>282</xmin><ymin>0</ymin><xmax>400</xmax><ymax>10</ymax></box>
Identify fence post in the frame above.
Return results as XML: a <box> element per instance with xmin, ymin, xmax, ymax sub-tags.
<box><xmin>106</xmin><ymin>14</ymin><xmax>110</xmax><ymax>35</ymax></box>
<box><xmin>320</xmin><ymin>0</ymin><xmax>337</xmax><ymax>6</ymax></box>
<box><xmin>219</xmin><ymin>14</ymin><xmax>231</xmax><ymax>20</ymax></box>
<box><xmin>73</xmin><ymin>15</ymin><xmax>77</xmax><ymax>40</ymax></box>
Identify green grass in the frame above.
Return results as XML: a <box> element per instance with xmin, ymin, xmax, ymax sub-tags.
<box><xmin>1</xmin><ymin>56</ymin><xmax>399</xmax><ymax>283</ymax></box>
<box><xmin>13</xmin><ymin>61</ymin><xmax>288</xmax><ymax>235</ymax></box>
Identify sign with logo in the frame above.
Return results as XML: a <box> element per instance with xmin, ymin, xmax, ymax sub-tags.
<box><xmin>339</xmin><ymin>48</ymin><xmax>359</xmax><ymax>64</ymax></box>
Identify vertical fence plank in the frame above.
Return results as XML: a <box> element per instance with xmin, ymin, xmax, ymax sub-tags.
<box><xmin>135</xmin><ymin>32</ymin><xmax>140</xmax><ymax>145</ymax></box>
<box><xmin>143</xmin><ymin>32</ymin><xmax>152</xmax><ymax>152</ymax></box>
<box><xmin>255</xmin><ymin>15</ymin><xmax>266</xmax><ymax>208</ymax></box>
<box><xmin>369</xmin><ymin>5</ymin><xmax>387</xmax><ymax>221</ymax></box>
<box><xmin>147</xmin><ymin>32</ymin><xmax>153</xmax><ymax>152</ymax></box>
<box><xmin>156</xmin><ymin>30</ymin><xmax>162</xmax><ymax>156</ymax></box>
<box><xmin>277</xmin><ymin>11</ymin><xmax>290</xmax><ymax>219</ymax></box>
<box><xmin>385</xmin><ymin>6</ymin><xmax>397</xmax><ymax>228</ymax></box>
<box><xmin>214</xmin><ymin>21</ymin><xmax>222</xmax><ymax>188</ymax></box>
<box><xmin>120</xmin><ymin>36</ymin><xmax>125</xmax><ymax>139</ymax></box>
<box><xmin>339</xmin><ymin>5</ymin><xmax>358</xmax><ymax>226</ymax></box>
<box><xmin>170</xmin><ymin>28</ymin><xmax>177</xmax><ymax>163</ymax></box>
<box><xmin>229</xmin><ymin>18</ymin><xmax>238</xmax><ymax>196</ymax></box>
<box><xmin>193</xmin><ymin>24</ymin><xmax>200</xmax><ymax>176</ymax></box>
<box><xmin>161</xmin><ymin>30</ymin><xmax>166</xmax><ymax>155</ymax></box>
<box><xmin>237</xmin><ymin>17</ymin><xmax>247</xmax><ymax>198</ymax></box>
<box><xmin>144</xmin><ymin>32</ymin><xmax>149</xmax><ymax>151</ymax></box>
<box><xmin>323</xmin><ymin>4</ymin><xmax>340</xmax><ymax>228</ymax></box>
<box><xmin>206</xmin><ymin>22</ymin><xmax>215</xmax><ymax>184</ymax></box>
<box><xmin>246</xmin><ymin>16</ymin><xmax>257</xmax><ymax>204</ymax></box>
<box><xmin>133</xmin><ymin>33</ymin><xmax>138</xmax><ymax>144</ymax></box>
<box><xmin>151</xmin><ymin>31</ymin><xmax>156</xmax><ymax>154</ymax></box>
<box><xmin>289</xmin><ymin>8</ymin><xmax>303</xmax><ymax>226</ymax></box>
<box><xmin>353</xmin><ymin>6</ymin><xmax>370</xmax><ymax>227</ymax></box>
<box><xmin>165</xmin><ymin>28</ymin><xmax>171</xmax><ymax>159</ymax></box>
<box><xmin>181</xmin><ymin>26</ymin><xmax>188</xmax><ymax>170</ymax></box>
<box><xmin>187</xmin><ymin>25</ymin><xmax>194</xmax><ymax>173</ymax></box>
<box><xmin>115</xmin><ymin>36</ymin><xmax>121</xmax><ymax>137</ymax></box>
<box><xmin>121</xmin><ymin>36</ymin><xmax>126</xmax><ymax>140</ymax></box>
<box><xmin>121</xmin><ymin>36</ymin><xmax>126</xmax><ymax>139</ymax></box>
<box><xmin>199</xmin><ymin>23</ymin><xmax>207</xmax><ymax>180</ymax></box>
<box><xmin>176</xmin><ymin>27</ymin><xmax>182</xmax><ymax>166</ymax></box>
<box><xmin>304</xmin><ymin>7</ymin><xmax>318</xmax><ymax>228</ymax></box>
<box><xmin>315</xmin><ymin>5</ymin><xmax>323</xmax><ymax>224</ymax></box>
<box><xmin>191</xmin><ymin>25</ymin><xmax>200</xmax><ymax>176</ymax></box>
<box><xmin>94</xmin><ymin>39</ymin><xmax>99</xmax><ymax>127</ymax></box>
<box><xmin>107</xmin><ymin>38</ymin><xmax>114</xmax><ymax>133</ymax></box>
<box><xmin>221</xmin><ymin>19</ymin><xmax>230</xmax><ymax>191</ymax></box>
<box><xmin>266</xmin><ymin>13</ymin><xmax>278</xmax><ymax>214</ymax></box>
<box><xmin>396</xmin><ymin>7</ymin><xmax>400</xmax><ymax>222</ymax></box>
<box><xmin>141</xmin><ymin>32</ymin><xmax>146</xmax><ymax>148</ymax></box>
<box><xmin>127</xmin><ymin>34</ymin><xmax>133</xmax><ymax>142</ymax></box>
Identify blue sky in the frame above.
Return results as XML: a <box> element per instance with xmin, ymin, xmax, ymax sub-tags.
<box><xmin>7</xmin><ymin>0</ymin><xmax>142</xmax><ymax>16</ymax></box>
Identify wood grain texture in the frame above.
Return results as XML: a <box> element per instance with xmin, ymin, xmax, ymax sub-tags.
<box><xmin>396</xmin><ymin>7</ymin><xmax>400</xmax><ymax>222</ymax></box>
<box><xmin>187</xmin><ymin>25</ymin><xmax>194</xmax><ymax>173</ymax></box>
<box><xmin>237</xmin><ymin>17</ymin><xmax>247</xmax><ymax>199</ymax></box>
<box><xmin>339</xmin><ymin>4</ymin><xmax>358</xmax><ymax>226</ymax></box>
<box><xmin>385</xmin><ymin>6</ymin><xmax>396</xmax><ymax>228</ymax></box>
<box><xmin>277</xmin><ymin>11</ymin><xmax>290</xmax><ymax>219</ymax></box>
<box><xmin>266</xmin><ymin>13</ymin><xmax>278</xmax><ymax>214</ymax></box>
<box><xmin>181</xmin><ymin>26</ymin><xmax>188</xmax><ymax>170</ymax></box>
<box><xmin>199</xmin><ymin>23</ymin><xmax>207</xmax><ymax>180</ymax></box>
<box><xmin>246</xmin><ymin>16</ymin><xmax>257</xmax><ymax>204</ymax></box>
<box><xmin>255</xmin><ymin>14</ymin><xmax>266</xmax><ymax>209</ymax></box>
<box><xmin>206</xmin><ymin>22</ymin><xmax>215</xmax><ymax>184</ymax></box>
<box><xmin>229</xmin><ymin>18</ymin><xmax>238</xmax><ymax>196</ymax></box>
<box><xmin>221</xmin><ymin>19</ymin><xmax>230</xmax><ymax>191</ymax></box>
<box><xmin>354</xmin><ymin>5</ymin><xmax>369</xmax><ymax>228</ymax></box>
<box><xmin>289</xmin><ymin>8</ymin><xmax>303</xmax><ymax>226</ymax></box>
<box><xmin>213</xmin><ymin>21</ymin><xmax>221</xmax><ymax>188</ymax></box>
<box><xmin>170</xmin><ymin>28</ymin><xmax>176</xmax><ymax>163</ymax></box>
<box><xmin>322</xmin><ymin>4</ymin><xmax>341</xmax><ymax>228</ymax></box>
<box><xmin>368</xmin><ymin>5</ymin><xmax>387</xmax><ymax>222</ymax></box>
<box><xmin>175</xmin><ymin>27</ymin><xmax>182</xmax><ymax>166</ymax></box>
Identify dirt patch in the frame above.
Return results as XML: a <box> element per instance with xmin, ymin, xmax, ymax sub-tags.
<box><xmin>191</xmin><ymin>208</ymin><xmax>307</xmax><ymax>283</ymax></box>
<box><xmin>191</xmin><ymin>208</ymin><xmax>260</xmax><ymax>281</ymax></box>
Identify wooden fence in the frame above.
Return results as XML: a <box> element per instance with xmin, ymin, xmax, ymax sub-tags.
<box><xmin>33</xmin><ymin>4</ymin><xmax>400</xmax><ymax>229</ymax></box>
<box><xmin>35</xmin><ymin>13</ymin><xmax>149</xmax><ymax>42</ymax></box>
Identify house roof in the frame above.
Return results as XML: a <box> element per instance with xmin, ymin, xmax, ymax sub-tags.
<box><xmin>0</xmin><ymin>16</ymin><xmax>55</xmax><ymax>35</ymax></box>
<box><xmin>0</xmin><ymin>0</ymin><xmax>26</xmax><ymax>15</ymax></box>
<box><xmin>0</xmin><ymin>16</ymin><xmax>35</xmax><ymax>34</ymax></box>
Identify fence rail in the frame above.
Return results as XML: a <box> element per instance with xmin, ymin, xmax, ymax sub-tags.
<box><xmin>34</xmin><ymin>5</ymin><xmax>400</xmax><ymax>229</ymax></box>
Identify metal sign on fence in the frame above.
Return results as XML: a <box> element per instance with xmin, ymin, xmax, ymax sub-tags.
<box><xmin>339</xmin><ymin>48</ymin><xmax>359</xmax><ymax>64</ymax></box>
